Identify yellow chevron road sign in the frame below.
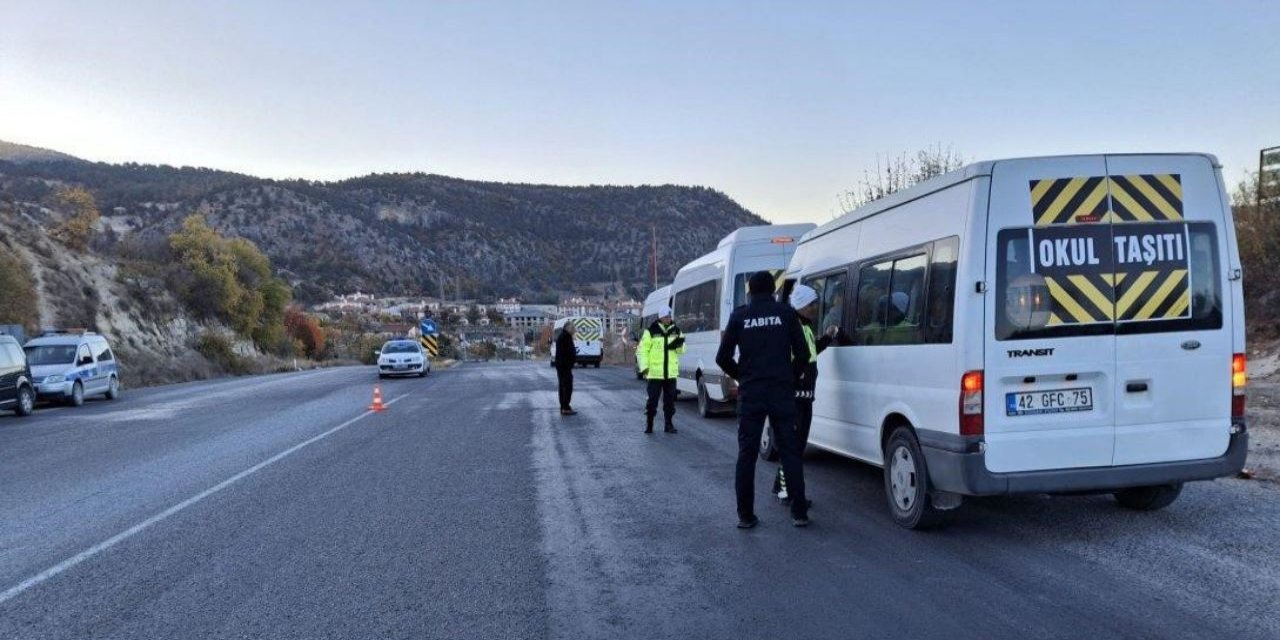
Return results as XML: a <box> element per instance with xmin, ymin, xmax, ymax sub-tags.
<box><xmin>420</xmin><ymin>334</ymin><xmax>439</xmax><ymax>357</ymax></box>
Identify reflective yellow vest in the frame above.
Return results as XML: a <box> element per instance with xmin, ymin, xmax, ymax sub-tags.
<box><xmin>636</xmin><ymin>322</ymin><xmax>684</xmax><ymax>380</ymax></box>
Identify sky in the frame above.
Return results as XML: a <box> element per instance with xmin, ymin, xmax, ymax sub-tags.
<box><xmin>1</xmin><ymin>1</ymin><xmax>1277</xmax><ymax>223</ymax></box>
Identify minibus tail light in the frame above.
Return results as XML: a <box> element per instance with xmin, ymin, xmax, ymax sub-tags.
<box><xmin>960</xmin><ymin>370</ymin><xmax>984</xmax><ymax>436</ymax></box>
<box><xmin>1232</xmin><ymin>353</ymin><xmax>1246</xmax><ymax>420</ymax></box>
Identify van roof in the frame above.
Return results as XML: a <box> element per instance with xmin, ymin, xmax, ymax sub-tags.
<box><xmin>716</xmin><ymin>223</ymin><xmax>818</xmax><ymax>249</ymax></box>
<box><xmin>25</xmin><ymin>335</ymin><xmax>93</xmax><ymax>347</ymax></box>
<box><xmin>803</xmin><ymin>152</ymin><xmax>1221</xmax><ymax>244</ymax></box>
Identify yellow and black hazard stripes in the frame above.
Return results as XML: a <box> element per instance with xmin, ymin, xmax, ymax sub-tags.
<box><xmin>1043</xmin><ymin>273</ymin><xmax>1115</xmax><ymax>327</ymax></box>
<box><xmin>1031</xmin><ymin>176</ymin><xmax>1111</xmax><ymax>226</ymax></box>
<box><xmin>1108</xmin><ymin>174</ymin><xmax>1183</xmax><ymax>222</ymax></box>
<box><xmin>1029</xmin><ymin>173</ymin><xmax>1184</xmax><ymax>226</ymax></box>
<box><xmin>420</xmin><ymin>334</ymin><xmax>439</xmax><ymax>357</ymax></box>
<box><xmin>1115</xmin><ymin>267</ymin><xmax>1190</xmax><ymax>322</ymax></box>
<box><xmin>572</xmin><ymin>317</ymin><xmax>604</xmax><ymax>342</ymax></box>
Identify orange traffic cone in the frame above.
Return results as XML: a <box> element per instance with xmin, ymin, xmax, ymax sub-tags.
<box><xmin>368</xmin><ymin>384</ymin><xmax>386</xmax><ymax>412</ymax></box>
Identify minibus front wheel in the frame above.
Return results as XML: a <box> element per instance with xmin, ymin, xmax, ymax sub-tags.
<box><xmin>883</xmin><ymin>425</ymin><xmax>946</xmax><ymax>530</ymax></box>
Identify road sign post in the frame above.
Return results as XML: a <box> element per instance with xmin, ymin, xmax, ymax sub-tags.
<box><xmin>1260</xmin><ymin>145</ymin><xmax>1280</xmax><ymax>207</ymax></box>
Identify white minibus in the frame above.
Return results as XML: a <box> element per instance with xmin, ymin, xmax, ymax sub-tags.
<box><xmin>671</xmin><ymin>223</ymin><xmax>816</xmax><ymax>416</ymax></box>
<box><xmin>780</xmin><ymin>153</ymin><xmax>1247</xmax><ymax>528</ymax></box>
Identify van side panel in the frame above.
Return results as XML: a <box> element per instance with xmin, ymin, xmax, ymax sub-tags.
<box><xmin>807</xmin><ymin>181</ymin><xmax>973</xmax><ymax>465</ymax></box>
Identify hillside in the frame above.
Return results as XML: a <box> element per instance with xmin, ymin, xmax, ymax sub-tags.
<box><xmin>0</xmin><ymin>145</ymin><xmax>766</xmax><ymax>301</ymax></box>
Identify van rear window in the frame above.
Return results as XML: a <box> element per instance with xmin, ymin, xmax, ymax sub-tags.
<box><xmin>996</xmin><ymin>222</ymin><xmax>1222</xmax><ymax>340</ymax></box>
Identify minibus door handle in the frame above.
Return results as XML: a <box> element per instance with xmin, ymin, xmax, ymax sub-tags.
<box><xmin>1126</xmin><ymin>382</ymin><xmax>1148</xmax><ymax>393</ymax></box>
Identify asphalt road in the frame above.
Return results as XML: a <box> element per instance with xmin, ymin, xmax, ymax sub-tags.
<box><xmin>1</xmin><ymin>362</ymin><xmax>1277</xmax><ymax>639</ymax></box>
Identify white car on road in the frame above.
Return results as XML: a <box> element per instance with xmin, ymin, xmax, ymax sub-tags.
<box><xmin>377</xmin><ymin>340</ymin><xmax>430</xmax><ymax>378</ymax></box>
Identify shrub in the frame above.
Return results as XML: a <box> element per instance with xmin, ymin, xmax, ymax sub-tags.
<box><xmin>0</xmin><ymin>245</ymin><xmax>39</xmax><ymax>331</ymax></box>
<box><xmin>169</xmin><ymin>215</ymin><xmax>292</xmax><ymax>347</ymax></box>
<box><xmin>284</xmin><ymin>307</ymin><xmax>326</xmax><ymax>359</ymax></box>
<box><xmin>51</xmin><ymin>187</ymin><xmax>100</xmax><ymax>251</ymax></box>
<box><xmin>194</xmin><ymin>331</ymin><xmax>252</xmax><ymax>375</ymax></box>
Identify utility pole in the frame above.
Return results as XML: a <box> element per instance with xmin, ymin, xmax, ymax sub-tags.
<box><xmin>651</xmin><ymin>224</ymin><xmax>658</xmax><ymax>289</ymax></box>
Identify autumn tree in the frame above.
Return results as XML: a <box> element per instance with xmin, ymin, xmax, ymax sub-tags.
<box><xmin>52</xmin><ymin>186</ymin><xmax>100</xmax><ymax>250</ymax></box>
<box><xmin>284</xmin><ymin>307</ymin><xmax>327</xmax><ymax>358</ymax></box>
<box><xmin>168</xmin><ymin>214</ymin><xmax>293</xmax><ymax>349</ymax></box>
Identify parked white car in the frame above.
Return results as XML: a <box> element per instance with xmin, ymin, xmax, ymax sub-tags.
<box><xmin>780</xmin><ymin>153</ymin><xmax>1247</xmax><ymax>528</ymax></box>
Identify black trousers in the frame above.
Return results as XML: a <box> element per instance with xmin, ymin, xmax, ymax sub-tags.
<box><xmin>556</xmin><ymin>366</ymin><xmax>574</xmax><ymax>410</ymax></box>
<box><xmin>645</xmin><ymin>379</ymin><xmax>677</xmax><ymax>421</ymax></box>
<box><xmin>774</xmin><ymin>399</ymin><xmax>814</xmax><ymax>494</ymax></box>
<box><xmin>736</xmin><ymin>382</ymin><xmax>807</xmax><ymax>519</ymax></box>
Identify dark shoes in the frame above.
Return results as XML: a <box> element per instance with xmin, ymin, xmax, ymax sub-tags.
<box><xmin>792</xmin><ymin>515</ymin><xmax>811</xmax><ymax>528</ymax></box>
<box><xmin>737</xmin><ymin>515</ymin><xmax>760</xmax><ymax>529</ymax></box>
<box><xmin>664</xmin><ymin>420</ymin><xmax>677</xmax><ymax>434</ymax></box>
<box><xmin>645</xmin><ymin>415</ymin><xmax>654</xmax><ymax>434</ymax></box>
<box><xmin>560</xmin><ymin>408</ymin><xmax>577</xmax><ymax>416</ymax></box>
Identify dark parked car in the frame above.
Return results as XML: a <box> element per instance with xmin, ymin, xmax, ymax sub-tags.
<box><xmin>0</xmin><ymin>334</ymin><xmax>35</xmax><ymax>417</ymax></box>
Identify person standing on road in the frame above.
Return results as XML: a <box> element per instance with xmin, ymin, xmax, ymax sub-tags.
<box><xmin>636</xmin><ymin>306</ymin><xmax>685</xmax><ymax>434</ymax></box>
<box><xmin>716</xmin><ymin>271</ymin><xmax>811</xmax><ymax>529</ymax></box>
<box><xmin>553</xmin><ymin>322</ymin><xmax>578</xmax><ymax>416</ymax></box>
<box><xmin>773</xmin><ymin>284</ymin><xmax>846</xmax><ymax>504</ymax></box>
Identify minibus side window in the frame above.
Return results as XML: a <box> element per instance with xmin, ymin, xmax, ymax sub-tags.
<box><xmin>801</xmin><ymin>272</ymin><xmax>849</xmax><ymax>338</ymax></box>
<box><xmin>925</xmin><ymin>237</ymin><xmax>959</xmax><ymax>343</ymax></box>
<box><xmin>853</xmin><ymin>261</ymin><xmax>893</xmax><ymax>345</ymax></box>
<box><xmin>675</xmin><ymin>280</ymin><xmax>720</xmax><ymax>332</ymax></box>
<box><xmin>882</xmin><ymin>254</ymin><xmax>927</xmax><ymax>345</ymax></box>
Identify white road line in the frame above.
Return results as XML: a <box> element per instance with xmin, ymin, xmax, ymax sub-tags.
<box><xmin>0</xmin><ymin>392</ymin><xmax>411</xmax><ymax>606</ymax></box>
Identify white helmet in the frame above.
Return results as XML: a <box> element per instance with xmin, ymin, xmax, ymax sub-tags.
<box><xmin>789</xmin><ymin>284</ymin><xmax>819</xmax><ymax>310</ymax></box>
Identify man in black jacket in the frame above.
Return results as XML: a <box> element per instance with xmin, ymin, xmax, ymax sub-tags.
<box><xmin>553</xmin><ymin>322</ymin><xmax>578</xmax><ymax>416</ymax></box>
<box><xmin>715</xmin><ymin>271</ymin><xmax>812</xmax><ymax>528</ymax></box>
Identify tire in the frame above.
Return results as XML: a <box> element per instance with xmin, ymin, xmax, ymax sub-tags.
<box><xmin>1114</xmin><ymin>484</ymin><xmax>1183</xmax><ymax>511</ymax></box>
<box><xmin>594</xmin><ymin>363</ymin><xmax>601</xmax><ymax>369</ymax></box>
<box><xmin>697</xmin><ymin>378</ymin><xmax>717</xmax><ymax>418</ymax></box>
<box><xmin>69</xmin><ymin>381</ymin><xmax>85</xmax><ymax>407</ymax></box>
<box><xmin>14</xmin><ymin>385</ymin><xmax>34</xmax><ymax>416</ymax></box>
<box><xmin>883</xmin><ymin>425</ymin><xmax>946</xmax><ymax>530</ymax></box>
<box><xmin>417</xmin><ymin>370</ymin><xmax>427</xmax><ymax>378</ymax></box>
<box><xmin>105</xmin><ymin>376</ymin><xmax>121</xmax><ymax>400</ymax></box>
<box><xmin>759</xmin><ymin>421</ymin><xmax>780</xmax><ymax>462</ymax></box>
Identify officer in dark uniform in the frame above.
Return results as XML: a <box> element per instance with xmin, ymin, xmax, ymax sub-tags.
<box><xmin>716</xmin><ymin>271</ymin><xmax>812</xmax><ymax>528</ymax></box>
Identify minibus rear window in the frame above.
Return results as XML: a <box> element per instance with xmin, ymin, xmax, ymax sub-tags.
<box><xmin>996</xmin><ymin>223</ymin><xmax>1222</xmax><ymax>340</ymax></box>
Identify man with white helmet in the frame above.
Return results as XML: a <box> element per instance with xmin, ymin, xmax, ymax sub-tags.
<box><xmin>636</xmin><ymin>305</ymin><xmax>685</xmax><ymax>434</ymax></box>
<box><xmin>773</xmin><ymin>284</ymin><xmax>847</xmax><ymax>504</ymax></box>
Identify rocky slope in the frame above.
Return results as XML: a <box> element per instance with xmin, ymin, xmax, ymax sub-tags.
<box><xmin>0</xmin><ymin>144</ymin><xmax>766</xmax><ymax>302</ymax></box>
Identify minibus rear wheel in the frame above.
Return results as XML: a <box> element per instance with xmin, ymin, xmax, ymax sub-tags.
<box><xmin>1113</xmin><ymin>484</ymin><xmax>1183</xmax><ymax>511</ymax></box>
<box><xmin>883</xmin><ymin>425</ymin><xmax>945</xmax><ymax>530</ymax></box>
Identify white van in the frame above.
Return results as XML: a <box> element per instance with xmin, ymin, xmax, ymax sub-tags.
<box><xmin>781</xmin><ymin>153</ymin><xmax>1248</xmax><ymax>528</ymax></box>
<box><xmin>551</xmin><ymin>316</ymin><xmax>604</xmax><ymax>368</ymax></box>
<box><xmin>636</xmin><ymin>285</ymin><xmax>672</xmax><ymax>379</ymax></box>
<box><xmin>671</xmin><ymin>223</ymin><xmax>816</xmax><ymax>417</ymax></box>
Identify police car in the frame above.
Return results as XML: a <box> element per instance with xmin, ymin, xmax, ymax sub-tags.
<box><xmin>781</xmin><ymin>153</ymin><xmax>1247</xmax><ymax>528</ymax></box>
<box><xmin>23</xmin><ymin>331</ymin><xmax>121</xmax><ymax>407</ymax></box>
<box><xmin>377</xmin><ymin>339</ymin><xmax>430</xmax><ymax>378</ymax></box>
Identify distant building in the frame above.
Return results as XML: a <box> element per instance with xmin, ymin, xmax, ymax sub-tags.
<box><xmin>504</xmin><ymin>309</ymin><xmax>557</xmax><ymax>330</ymax></box>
